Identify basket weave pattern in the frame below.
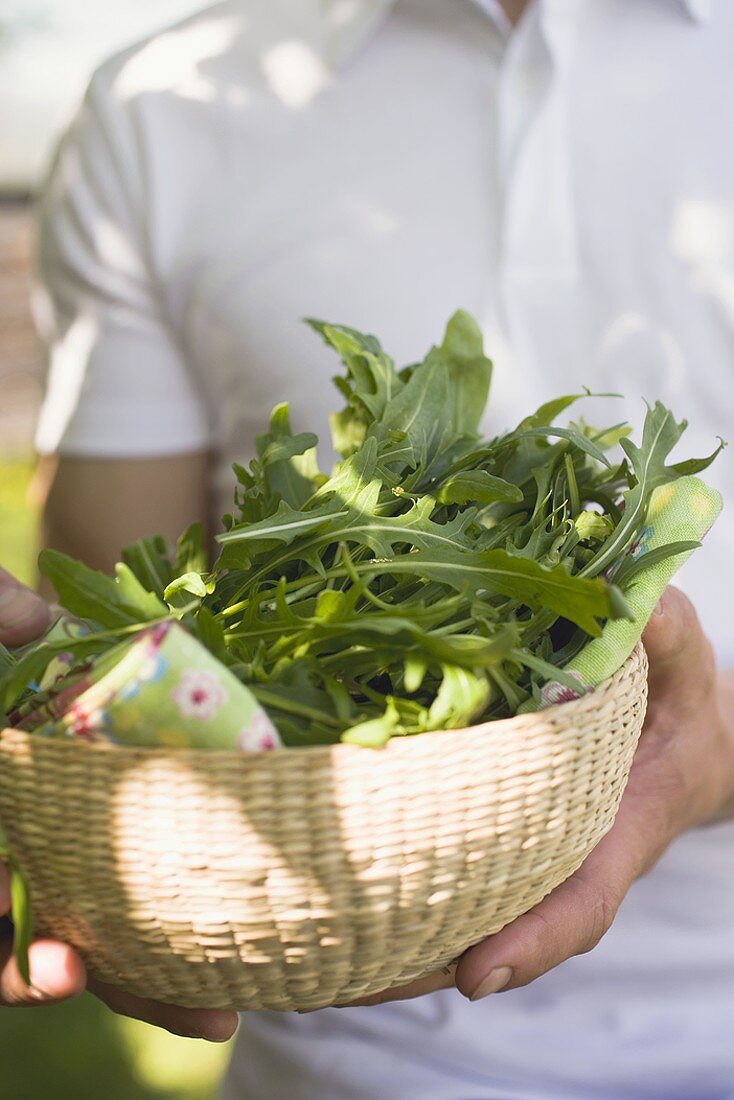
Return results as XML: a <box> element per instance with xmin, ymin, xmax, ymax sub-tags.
<box><xmin>0</xmin><ymin>645</ymin><xmax>647</xmax><ymax>1011</ymax></box>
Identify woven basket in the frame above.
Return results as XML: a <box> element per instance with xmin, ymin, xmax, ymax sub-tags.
<box><xmin>0</xmin><ymin>644</ymin><xmax>647</xmax><ymax>1011</ymax></box>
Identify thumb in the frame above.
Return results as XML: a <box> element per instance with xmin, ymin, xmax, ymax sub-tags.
<box><xmin>0</xmin><ymin>568</ymin><xmax>50</xmax><ymax>649</ymax></box>
<box><xmin>642</xmin><ymin>586</ymin><xmax>711</xmax><ymax>689</ymax></box>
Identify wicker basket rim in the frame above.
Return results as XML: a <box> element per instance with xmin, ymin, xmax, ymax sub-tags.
<box><xmin>0</xmin><ymin>644</ymin><xmax>645</xmax><ymax>764</ymax></box>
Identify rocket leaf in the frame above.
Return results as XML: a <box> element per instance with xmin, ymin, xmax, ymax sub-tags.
<box><xmin>2</xmin><ymin>311</ymin><xmax>722</xmax><ymax>748</ymax></box>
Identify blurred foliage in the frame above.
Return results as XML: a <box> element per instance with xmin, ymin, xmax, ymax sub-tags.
<box><xmin>0</xmin><ymin>457</ymin><xmax>37</xmax><ymax>587</ymax></box>
<box><xmin>1</xmin><ymin>993</ymin><xmax>232</xmax><ymax>1100</ymax></box>
<box><xmin>0</xmin><ymin>457</ymin><xmax>232</xmax><ymax>1099</ymax></box>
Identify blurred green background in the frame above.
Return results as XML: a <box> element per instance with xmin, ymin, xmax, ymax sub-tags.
<box><xmin>0</xmin><ymin>468</ymin><xmax>232</xmax><ymax>1099</ymax></box>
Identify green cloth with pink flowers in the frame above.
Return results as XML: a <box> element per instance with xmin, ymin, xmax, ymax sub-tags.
<box><xmin>12</xmin><ymin>619</ymin><xmax>281</xmax><ymax>752</ymax></box>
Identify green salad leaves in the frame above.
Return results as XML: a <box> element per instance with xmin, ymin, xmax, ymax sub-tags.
<box><xmin>0</xmin><ymin>312</ymin><xmax>724</xmax><ymax>746</ymax></box>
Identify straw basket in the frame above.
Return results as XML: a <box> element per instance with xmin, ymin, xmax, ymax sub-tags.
<box><xmin>0</xmin><ymin>644</ymin><xmax>647</xmax><ymax>1012</ymax></box>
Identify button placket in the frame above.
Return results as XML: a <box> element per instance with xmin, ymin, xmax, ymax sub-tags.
<box><xmin>480</xmin><ymin>0</ymin><xmax>585</xmax><ymax>423</ymax></box>
<box><xmin>498</xmin><ymin>1</ymin><xmax>581</xmax><ymax>284</ymax></box>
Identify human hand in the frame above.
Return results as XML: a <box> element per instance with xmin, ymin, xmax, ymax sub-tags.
<box><xmin>351</xmin><ymin>586</ymin><xmax>734</xmax><ymax>1006</ymax></box>
<box><xmin>0</xmin><ymin>567</ymin><xmax>237</xmax><ymax>1039</ymax></box>
<box><xmin>0</xmin><ymin>566</ymin><xmax>51</xmax><ymax>648</ymax></box>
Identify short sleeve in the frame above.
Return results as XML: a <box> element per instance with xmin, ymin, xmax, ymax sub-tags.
<box><xmin>33</xmin><ymin>69</ymin><xmax>211</xmax><ymax>458</ymax></box>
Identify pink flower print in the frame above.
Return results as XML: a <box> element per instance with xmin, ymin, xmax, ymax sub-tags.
<box><xmin>66</xmin><ymin>702</ymin><xmax>105</xmax><ymax>741</ymax></box>
<box><xmin>149</xmin><ymin>622</ymin><xmax>173</xmax><ymax>646</ymax></box>
<box><xmin>171</xmin><ymin>669</ymin><xmax>228</xmax><ymax>720</ymax></box>
<box><xmin>237</xmin><ymin>710</ymin><xmax>282</xmax><ymax>752</ymax></box>
<box><xmin>539</xmin><ymin>671</ymin><xmax>589</xmax><ymax>709</ymax></box>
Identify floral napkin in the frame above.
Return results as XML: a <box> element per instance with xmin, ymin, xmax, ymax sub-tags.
<box><xmin>1</xmin><ymin>618</ymin><xmax>282</xmax><ymax>983</ymax></box>
<box><xmin>12</xmin><ymin>620</ymin><xmax>281</xmax><ymax>752</ymax></box>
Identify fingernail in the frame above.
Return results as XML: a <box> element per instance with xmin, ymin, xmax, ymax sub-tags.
<box><xmin>652</xmin><ymin>594</ymin><xmax>667</xmax><ymax>617</ymax></box>
<box><xmin>469</xmin><ymin>966</ymin><xmax>513</xmax><ymax>1001</ymax></box>
<box><xmin>28</xmin><ymin>973</ymin><xmax>59</xmax><ymax>999</ymax></box>
<box><xmin>0</xmin><ymin>586</ymin><xmax>43</xmax><ymax>629</ymax></box>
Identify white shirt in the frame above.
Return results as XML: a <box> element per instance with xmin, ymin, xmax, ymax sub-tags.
<box><xmin>34</xmin><ymin>1</ymin><xmax>734</xmax><ymax>1097</ymax></box>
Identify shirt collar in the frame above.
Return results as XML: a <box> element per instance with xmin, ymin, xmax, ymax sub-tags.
<box><xmin>323</xmin><ymin>0</ymin><xmax>393</xmax><ymax>68</ymax></box>
<box><xmin>680</xmin><ymin>0</ymin><xmax>710</xmax><ymax>21</ymax></box>
<box><xmin>323</xmin><ymin>0</ymin><xmax>711</xmax><ymax>69</ymax></box>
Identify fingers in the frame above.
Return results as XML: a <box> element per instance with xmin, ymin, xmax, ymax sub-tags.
<box><xmin>642</xmin><ymin>586</ymin><xmax>714</xmax><ymax>696</ymax></box>
<box><xmin>456</xmin><ymin>686</ymin><xmax>694</xmax><ymax>1005</ymax></box>
<box><xmin>0</xmin><ymin>924</ymin><xmax>86</xmax><ymax>1006</ymax></box>
<box><xmin>0</xmin><ymin>578</ymin><xmax>73</xmax><ymax>1011</ymax></box>
<box><xmin>343</xmin><ymin>963</ymin><xmax>457</xmax><ymax>1008</ymax></box>
<box><xmin>0</xmin><ymin>864</ymin><xmax>236</xmax><ymax>1035</ymax></box>
<box><xmin>0</xmin><ymin>862</ymin><xmax>9</xmax><ymax>916</ymax></box>
<box><xmin>0</xmin><ymin>567</ymin><xmax>50</xmax><ymax>648</ymax></box>
<box><xmin>455</xmin><ymin>859</ymin><xmax>624</xmax><ymax>1000</ymax></box>
<box><xmin>2</xmin><ymin>859</ymin><xmax>86</xmax><ymax>1005</ymax></box>
<box><xmin>641</xmin><ymin>585</ymin><xmax>725</xmax><ymax>826</ymax></box>
<box><xmin>448</xmin><ymin>588</ymin><xmax>719</xmax><ymax>1004</ymax></box>
<box><xmin>0</xmin><ymin>866</ymin><xmax>236</xmax><ymax>1038</ymax></box>
<box><xmin>88</xmin><ymin>977</ymin><xmax>239</xmax><ymax>1042</ymax></box>
<box><xmin>455</xmin><ymin>777</ymin><xmax>658</xmax><ymax>1002</ymax></box>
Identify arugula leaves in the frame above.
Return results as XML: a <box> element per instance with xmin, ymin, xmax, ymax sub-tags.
<box><xmin>39</xmin><ymin>551</ymin><xmax>167</xmax><ymax>628</ymax></box>
<box><xmin>1</xmin><ymin>311</ymin><xmax>722</xmax><ymax>749</ymax></box>
<box><xmin>581</xmin><ymin>403</ymin><xmax>715</xmax><ymax>578</ymax></box>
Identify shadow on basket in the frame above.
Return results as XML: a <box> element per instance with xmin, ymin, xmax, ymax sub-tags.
<box><xmin>0</xmin><ymin>644</ymin><xmax>647</xmax><ymax>1012</ymax></box>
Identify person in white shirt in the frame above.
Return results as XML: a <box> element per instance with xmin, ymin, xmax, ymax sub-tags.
<box><xmin>1</xmin><ymin>1</ymin><xmax>733</xmax><ymax>1096</ymax></box>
